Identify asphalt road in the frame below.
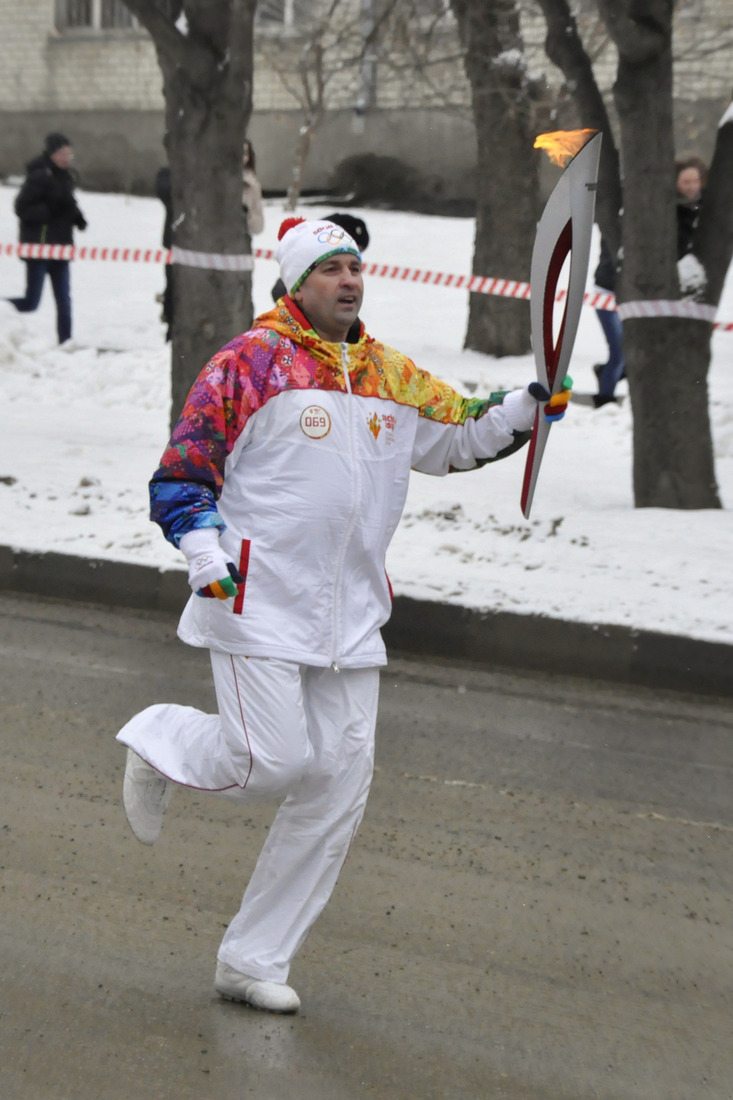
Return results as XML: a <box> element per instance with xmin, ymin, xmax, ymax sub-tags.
<box><xmin>1</xmin><ymin>592</ymin><xmax>731</xmax><ymax>1100</ymax></box>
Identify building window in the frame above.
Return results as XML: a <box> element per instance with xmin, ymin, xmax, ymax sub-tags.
<box><xmin>256</xmin><ymin>0</ymin><xmax>297</xmax><ymax>32</ymax></box>
<box><xmin>55</xmin><ymin>0</ymin><xmax>140</xmax><ymax>32</ymax></box>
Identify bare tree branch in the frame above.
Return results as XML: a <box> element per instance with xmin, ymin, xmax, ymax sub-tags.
<box><xmin>596</xmin><ymin>0</ymin><xmax>672</xmax><ymax>64</ymax></box>
<box><xmin>534</xmin><ymin>0</ymin><xmax>623</xmax><ymax>255</ymax></box>
<box><xmin>122</xmin><ymin>0</ymin><xmax>218</xmax><ymax>87</ymax></box>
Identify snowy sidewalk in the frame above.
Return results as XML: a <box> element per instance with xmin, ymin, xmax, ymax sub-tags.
<box><xmin>2</xmin><ymin>187</ymin><xmax>732</xmax><ymax>694</ymax></box>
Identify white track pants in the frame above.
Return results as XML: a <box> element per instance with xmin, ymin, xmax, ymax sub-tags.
<box><xmin>116</xmin><ymin>654</ymin><xmax>379</xmax><ymax>983</ymax></box>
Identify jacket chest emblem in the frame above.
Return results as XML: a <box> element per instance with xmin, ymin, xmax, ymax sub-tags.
<box><xmin>367</xmin><ymin>411</ymin><xmax>396</xmax><ymax>445</ymax></box>
<box><xmin>300</xmin><ymin>405</ymin><xmax>331</xmax><ymax>439</ymax></box>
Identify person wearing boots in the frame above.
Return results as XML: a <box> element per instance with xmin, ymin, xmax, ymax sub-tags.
<box><xmin>8</xmin><ymin>133</ymin><xmax>87</xmax><ymax>345</ymax></box>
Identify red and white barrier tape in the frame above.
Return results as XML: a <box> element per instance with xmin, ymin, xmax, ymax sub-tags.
<box><xmin>1</xmin><ymin>241</ymin><xmax>253</xmax><ymax>271</ymax></box>
<box><xmin>3</xmin><ymin>241</ymin><xmax>731</xmax><ymax>330</ymax></box>
<box><xmin>617</xmin><ymin>299</ymin><xmax>718</xmax><ymax>323</ymax></box>
<box><xmin>172</xmin><ymin>245</ymin><xmax>253</xmax><ymax>271</ymax></box>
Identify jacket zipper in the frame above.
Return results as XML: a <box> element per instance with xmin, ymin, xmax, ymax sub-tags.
<box><xmin>330</xmin><ymin>343</ymin><xmax>361</xmax><ymax>671</ymax></box>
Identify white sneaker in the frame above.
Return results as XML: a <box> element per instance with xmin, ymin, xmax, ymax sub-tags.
<box><xmin>214</xmin><ymin>960</ymin><xmax>301</xmax><ymax>1014</ymax></box>
<box><xmin>122</xmin><ymin>748</ymin><xmax>172</xmax><ymax>845</ymax></box>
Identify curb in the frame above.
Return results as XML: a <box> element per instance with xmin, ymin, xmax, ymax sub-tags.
<box><xmin>1</xmin><ymin>545</ymin><xmax>731</xmax><ymax>699</ymax></box>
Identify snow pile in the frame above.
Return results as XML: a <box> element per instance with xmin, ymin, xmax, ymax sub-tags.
<box><xmin>1</xmin><ymin>185</ymin><xmax>732</xmax><ymax>643</ymax></box>
<box><xmin>678</xmin><ymin>253</ymin><xmax>707</xmax><ymax>298</ymax></box>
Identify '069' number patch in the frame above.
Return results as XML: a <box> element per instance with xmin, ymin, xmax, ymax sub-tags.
<box><xmin>300</xmin><ymin>405</ymin><xmax>331</xmax><ymax>439</ymax></box>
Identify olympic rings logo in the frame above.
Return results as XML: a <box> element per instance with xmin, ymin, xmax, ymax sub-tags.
<box><xmin>316</xmin><ymin>229</ymin><xmax>346</xmax><ymax>245</ymax></box>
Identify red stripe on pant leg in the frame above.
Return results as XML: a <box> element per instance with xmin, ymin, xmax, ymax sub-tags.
<box><xmin>229</xmin><ymin>654</ymin><xmax>254</xmax><ymax>789</ymax></box>
<box><xmin>233</xmin><ymin>539</ymin><xmax>251</xmax><ymax>615</ymax></box>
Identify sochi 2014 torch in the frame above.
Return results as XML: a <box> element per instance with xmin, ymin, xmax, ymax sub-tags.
<box><xmin>520</xmin><ymin>129</ymin><xmax>603</xmax><ymax>519</ymax></box>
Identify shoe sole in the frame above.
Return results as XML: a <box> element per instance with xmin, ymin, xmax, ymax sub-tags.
<box><xmin>216</xmin><ymin>988</ymin><xmax>300</xmax><ymax>1013</ymax></box>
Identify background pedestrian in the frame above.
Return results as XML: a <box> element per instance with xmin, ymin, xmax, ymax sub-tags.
<box><xmin>242</xmin><ymin>140</ymin><xmax>264</xmax><ymax>237</ymax></box>
<box><xmin>7</xmin><ymin>132</ymin><xmax>87</xmax><ymax>345</ymax></box>
<box><xmin>675</xmin><ymin>155</ymin><xmax>707</xmax><ymax>259</ymax></box>
<box><xmin>591</xmin><ymin>237</ymin><xmax>625</xmax><ymax>408</ymax></box>
<box><xmin>155</xmin><ymin>165</ymin><xmax>173</xmax><ymax>342</ymax></box>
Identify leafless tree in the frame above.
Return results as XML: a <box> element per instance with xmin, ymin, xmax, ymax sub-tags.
<box><xmin>122</xmin><ymin>0</ymin><xmax>256</xmax><ymax>428</ymax></box>
<box><xmin>258</xmin><ymin>0</ymin><xmax>393</xmax><ymax>210</ymax></box>
<box><xmin>537</xmin><ymin>0</ymin><xmax>733</xmax><ymax>508</ymax></box>
<box><xmin>450</xmin><ymin>0</ymin><xmax>545</xmax><ymax>356</ymax></box>
<box><xmin>259</xmin><ymin>0</ymin><xmax>470</xmax><ymax>211</ymax></box>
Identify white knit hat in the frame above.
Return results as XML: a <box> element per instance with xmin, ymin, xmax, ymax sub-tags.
<box><xmin>276</xmin><ymin>217</ymin><xmax>360</xmax><ymax>295</ymax></box>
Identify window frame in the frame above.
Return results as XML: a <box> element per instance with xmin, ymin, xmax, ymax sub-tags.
<box><xmin>54</xmin><ymin>0</ymin><xmax>143</xmax><ymax>36</ymax></box>
<box><xmin>254</xmin><ymin>0</ymin><xmax>300</xmax><ymax>38</ymax></box>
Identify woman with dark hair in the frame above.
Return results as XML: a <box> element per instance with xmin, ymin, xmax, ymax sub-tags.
<box><xmin>675</xmin><ymin>156</ymin><xmax>707</xmax><ymax>258</ymax></box>
<box><xmin>591</xmin><ymin>154</ymin><xmax>709</xmax><ymax>408</ymax></box>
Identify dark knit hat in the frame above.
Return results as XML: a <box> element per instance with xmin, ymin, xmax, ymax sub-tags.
<box><xmin>44</xmin><ymin>132</ymin><xmax>72</xmax><ymax>155</ymax></box>
<box><xmin>326</xmin><ymin>213</ymin><xmax>370</xmax><ymax>252</ymax></box>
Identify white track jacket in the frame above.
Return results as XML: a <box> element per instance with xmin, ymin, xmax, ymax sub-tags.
<box><xmin>149</xmin><ymin>298</ymin><xmax>530</xmax><ymax>669</ymax></box>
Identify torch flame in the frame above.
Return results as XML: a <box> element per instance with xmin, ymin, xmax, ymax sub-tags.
<box><xmin>534</xmin><ymin>129</ymin><xmax>597</xmax><ymax>167</ymax></box>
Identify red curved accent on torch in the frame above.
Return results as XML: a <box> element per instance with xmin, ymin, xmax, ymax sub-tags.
<box><xmin>543</xmin><ymin>219</ymin><xmax>573</xmax><ymax>391</ymax></box>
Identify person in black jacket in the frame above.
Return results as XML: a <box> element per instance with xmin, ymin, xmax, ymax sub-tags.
<box><xmin>675</xmin><ymin>156</ymin><xmax>707</xmax><ymax>259</ymax></box>
<box><xmin>591</xmin><ymin>238</ymin><xmax>625</xmax><ymax>408</ymax></box>
<box><xmin>8</xmin><ymin>133</ymin><xmax>87</xmax><ymax>344</ymax></box>
<box><xmin>155</xmin><ymin>165</ymin><xmax>173</xmax><ymax>342</ymax></box>
<box><xmin>591</xmin><ymin>157</ymin><xmax>708</xmax><ymax>408</ymax></box>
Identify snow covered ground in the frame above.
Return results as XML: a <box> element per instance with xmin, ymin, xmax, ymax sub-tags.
<box><xmin>1</xmin><ymin>184</ymin><xmax>732</xmax><ymax>644</ymax></box>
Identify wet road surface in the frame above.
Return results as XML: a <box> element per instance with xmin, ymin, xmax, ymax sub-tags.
<box><xmin>1</xmin><ymin>592</ymin><xmax>731</xmax><ymax>1099</ymax></box>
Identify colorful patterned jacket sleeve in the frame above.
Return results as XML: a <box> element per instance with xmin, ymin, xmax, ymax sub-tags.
<box><xmin>149</xmin><ymin>334</ymin><xmax>273</xmax><ymax>546</ymax></box>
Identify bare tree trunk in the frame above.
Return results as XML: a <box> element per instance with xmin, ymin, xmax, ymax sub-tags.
<box><xmin>285</xmin><ymin>124</ymin><xmax>316</xmax><ymax>212</ymax></box>
<box><xmin>535</xmin><ymin>0</ymin><xmax>622</xmax><ymax>256</ymax></box>
<box><xmin>695</xmin><ymin>109</ymin><xmax>733</xmax><ymax>305</ymax></box>
<box><xmin>538</xmin><ymin>0</ymin><xmax>727</xmax><ymax>509</ymax></box>
<box><xmin>451</xmin><ymin>0</ymin><xmax>539</xmax><ymax>356</ymax></box>
<box><xmin>163</xmin><ymin>69</ymin><xmax>254</xmax><ymax>424</ymax></box>
<box><xmin>607</xmin><ymin>0</ymin><xmax>721</xmax><ymax>508</ymax></box>
<box><xmin>122</xmin><ymin>0</ymin><xmax>256</xmax><ymax>428</ymax></box>
<box><xmin>626</xmin><ymin>319</ymin><xmax>718</xmax><ymax>506</ymax></box>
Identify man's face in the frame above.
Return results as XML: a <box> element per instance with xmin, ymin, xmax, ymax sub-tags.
<box><xmin>293</xmin><ymin>253</ymin><xmax>363</xmax><ymax>343</ymax></box>
<box><xmin>50</xmin><ymin>146</ymin><xmax>73</xmax><ymax>170</ymax></box>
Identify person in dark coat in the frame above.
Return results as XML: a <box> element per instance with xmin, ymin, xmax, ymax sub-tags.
<box><xmin>675</xmin><ymin>156</ymin><xmax>707</xmax><ymax>259</ymax></box>
<box><xmin>8</xmin><ymin>133</ymin><xmax>87</xmax><ymax>344</ymax></box>
<box><xmin>591</xmin><ymin>156</ymin><xmax>708</xmax><ymax>408</ymax></box>
<box><xmin>270</xmin><ymin>213</ymin><xmax>370</xmax><ymax>303</ymax></box>
<box><xmin>591</xmin><ymin>237</ymin><xmax>625</xmax><ymax>408</ymax></box>
<box><xmin>155</xmin><ymin>165</ymin><xmax>174</xmax><ymax>342</ymax></box>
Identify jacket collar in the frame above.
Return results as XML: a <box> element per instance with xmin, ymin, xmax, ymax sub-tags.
<box><xmin>256</xmin><ymin>296</ymin><xmax>364</xmax><ymax>345</ymax></box>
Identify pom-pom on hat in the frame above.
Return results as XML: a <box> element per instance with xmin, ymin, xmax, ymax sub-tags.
<box><xmin>44</xmin><ymin>132</ymin><xmax>71</xmax><ymax>155</ymax></box>
<box><xmin>276</xmin><ymin>216</ymin><xmax>360</xmax><ymax>295</ymax></box>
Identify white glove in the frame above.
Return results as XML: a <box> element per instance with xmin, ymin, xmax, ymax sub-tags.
<box><xmin>179</xmin><ymin>528</ymin><xmax>243</xmax><ymax>600</ymax></box>
<box><xmin>501</xmin><ymin>380</ymin><xmax>572</xmax><ymax>432</ymax></box>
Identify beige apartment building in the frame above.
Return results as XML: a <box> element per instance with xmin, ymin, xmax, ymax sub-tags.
<box><xmin>0</xmin><ymin>1</ymin><xmax>729</xmax><ymax>202</ymax></box>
